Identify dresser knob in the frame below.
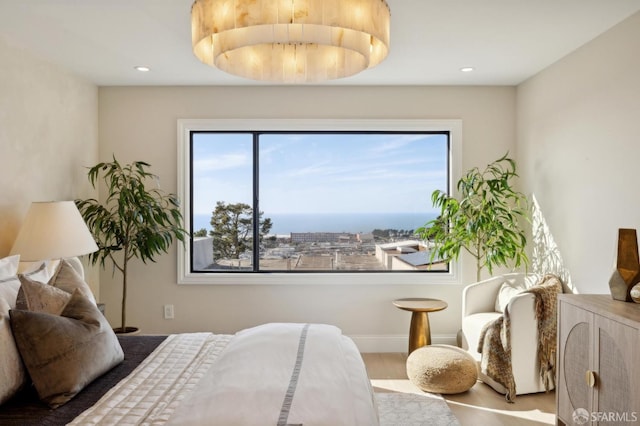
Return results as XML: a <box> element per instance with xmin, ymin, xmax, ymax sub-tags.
<box><xmin>585</xmin><ymin>370</ymin><xmax>596</xmax><ymax>388</ymax></box>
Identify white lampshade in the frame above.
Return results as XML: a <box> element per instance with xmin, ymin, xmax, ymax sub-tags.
<box><xmin>10</xmin><ymin>201</ymin><xmax>99</xmax><ymax>262</ymax></box>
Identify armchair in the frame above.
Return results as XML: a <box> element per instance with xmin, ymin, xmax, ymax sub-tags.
<box><xmin>461</xmin><ymin>273</ymin><xmax>553</xmax><ymax>396</ymax></box>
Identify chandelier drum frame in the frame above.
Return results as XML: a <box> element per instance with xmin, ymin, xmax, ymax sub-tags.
<box><xmin>191</xmin><ymin>0</ymin><xmax>390</xmax><ymax>83</ymax></box>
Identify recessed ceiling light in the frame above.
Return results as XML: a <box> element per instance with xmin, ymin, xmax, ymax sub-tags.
<box><xmin>460</xmin><ymin>67</ymin><xmax>475</xmax><ymax>73</ymax></box>
<box><xmin>134</xmin><ymin>66</ymin><xmax>150</xmax><ymax>72</ymax></box>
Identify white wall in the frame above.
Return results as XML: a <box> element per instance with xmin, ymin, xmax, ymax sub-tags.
<box><xmin>517</xmin><ymin>11</ymin><xmax>640</xmax><ymax>294</ymax></box>
<box><xmin>98</xmin><ymin>85</ymin><xmax>516</xmax><ymax>349</ymax></box>
<box><xmin>0</xmin><ymin>38</ymin><xmax>99</xmax><ymax>292</ymax></box>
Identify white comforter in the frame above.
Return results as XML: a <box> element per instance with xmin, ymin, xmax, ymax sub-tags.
<box><xmin>70</xmin><ymin>332</ymin><xmax>233</xmax><ymax>425</ymax></box>
<box><xmin>71</xmin><ymin>323</ymin><xmax>378</xmax><ymax>426</ymax></box>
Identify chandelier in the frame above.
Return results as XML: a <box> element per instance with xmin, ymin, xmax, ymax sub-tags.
<box><xmin>191</xmin><ymin>0</ymin><xmax>390</xmax><ymax>83</ymax></box>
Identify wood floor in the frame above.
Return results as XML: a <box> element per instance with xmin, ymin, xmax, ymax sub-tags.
<box><xmin>361</xmin><ymin>352</ymin><xmax>556</xmax><ymax>426</ymax></box>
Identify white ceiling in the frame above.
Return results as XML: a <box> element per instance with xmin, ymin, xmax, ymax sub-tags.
<box><xmin>1</xmin><ymin>0</ymin><xmax>639</xmax><ymax>87</ymax></box>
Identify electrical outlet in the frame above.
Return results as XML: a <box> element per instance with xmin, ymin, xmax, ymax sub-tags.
<box><xmin>163</xmin><ymin>304</ymin><xmax>174</xmax><ymax>320</ymax></box>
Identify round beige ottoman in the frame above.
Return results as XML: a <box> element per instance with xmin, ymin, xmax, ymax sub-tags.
<box><xmin>406</xmin><ymin>344</ymin><xmax>478</xmax><ymax>394</ymax></box>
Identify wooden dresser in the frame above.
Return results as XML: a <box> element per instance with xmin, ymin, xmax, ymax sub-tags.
<box><xmin>557</xmin><ymin>294</ymin><xmax>640</xmax><ymax>425</ymax></box>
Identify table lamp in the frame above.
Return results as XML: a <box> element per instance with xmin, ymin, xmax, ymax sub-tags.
<box><xmin>10</xmin><ymin>201</ymin><xmax>98</xmax><ymax>268</ymax></box>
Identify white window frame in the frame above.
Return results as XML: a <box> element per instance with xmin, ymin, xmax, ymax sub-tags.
<box><xmin>177</xmin><ymin>118</ymin><xmax>462</xmax><ymax>285</ymax></box>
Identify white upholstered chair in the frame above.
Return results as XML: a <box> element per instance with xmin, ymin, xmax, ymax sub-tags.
<box><xmin>460</xmin><ymin>273</ymin><xmax>554</xmax><ymax>396</ymax></box>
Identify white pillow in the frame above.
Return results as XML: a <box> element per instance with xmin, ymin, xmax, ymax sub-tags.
<box><xmin>0</xmin><ymin>255</ymin><xmax>20</xmax><ymax>279</ymax></box>
<box><xmin>494</xmin><ymin>280</ymin><xmax>526</xmax><ymax>312</ymax></box>
<box><xmin>0</xmin><ymin>275</ymin><xmax>28</xmax><ymax>404</ymax></box>
<box><xmin>19</xmin><ymin>260</ymin><xmax>52</xmax><ymax>283</ymax></box>
<box><xmin>523</xmin><ymin>274</ymin><xmax>541</xmax><ymax>289</ymax></box>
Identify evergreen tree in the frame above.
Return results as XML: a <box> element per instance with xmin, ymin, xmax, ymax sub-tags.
<box><xmin>193</xmin><ymin>228</ymin><xmax>207</xmax><ymax>237</ymax></box>
<box><xmin>209</xmin><ymin>201</ymin><xmax>272</xmax><ymax>259</ymax></box>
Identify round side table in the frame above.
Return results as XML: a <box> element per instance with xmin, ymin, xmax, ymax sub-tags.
<box><xmin>393</xmin><ymin>298</ymin><xmax>448</xmax><ymax>354</ymax></box>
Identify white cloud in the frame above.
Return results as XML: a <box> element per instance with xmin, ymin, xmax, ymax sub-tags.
<box><xmin>193</xmin><ymin>153</ymin><xmax>249</xmax><ymax>174</ymax></box>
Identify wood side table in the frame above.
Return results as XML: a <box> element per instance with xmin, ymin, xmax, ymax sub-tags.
<box><xmin>393</xmin><ymin>298</ymin><xmax>448</xmax><ymax>354</ymax></box>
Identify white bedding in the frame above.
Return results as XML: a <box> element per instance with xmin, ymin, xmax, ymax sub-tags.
<box><xmin>168</xmin><ymin>323</ymin><xmax>379</xmax><ymax>426</ymax></box>
<box><xmin>70</xmin><ymin>323</ymin><xmax>378</xmax><ymax>426</ymax></box>
<box><xmin>69</xmin><ymin>332</ymin><xmax>233</xmax><ymax>425</ymax></box>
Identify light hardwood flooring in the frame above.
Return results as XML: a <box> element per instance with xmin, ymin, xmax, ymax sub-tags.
<box><xmin>361</xmin><ymin>352</ymin><xmax>556</xmax><ymax>426</ymax></box>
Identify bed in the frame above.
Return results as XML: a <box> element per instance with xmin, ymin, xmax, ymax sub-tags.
<box><xmin>0</xmin><ymin>256</ymin><xmax>379</xmax><ymax>425</ymax></box>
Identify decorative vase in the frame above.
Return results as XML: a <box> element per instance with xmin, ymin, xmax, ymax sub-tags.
<box><xmin>631</xmin><ymin>283</ymin><xmax>640</xmax><ymax>303</ymax></box>
<box><xmin>608</xmin><ymin>228</ymin><xmax>640</xmax><ymax>302</ymax></box>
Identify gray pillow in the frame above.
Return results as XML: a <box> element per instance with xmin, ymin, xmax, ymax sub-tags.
<box><xmin>9</xmin><ymin>290</ymin><xmax>124</xmax><ymax>408</ymax></box>
<box><xmin>49</xmin><ymin>259</ymin><xmax>97</xmax><ymax>305</ymax></box>
<box><xmin>16</xmin><ymin>275</ymin><xmax>71</xmax><ymax>314</ymax></box>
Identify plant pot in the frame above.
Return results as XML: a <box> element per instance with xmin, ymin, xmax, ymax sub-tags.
<box><xmin>113</xmin><ymin>326</ymin><xmax>140</xmax><ymax>335</ymax></box>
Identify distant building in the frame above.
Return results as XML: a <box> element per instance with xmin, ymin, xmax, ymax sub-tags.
<box><xmin>357</xmin><ymin>233</ymin><xmax>375</xmax><ymax>243</ymax></box>
<box><xmin>264</xmin><ymin>246</ymin><xmax>296</xmax><ymax>258</ymax></box>
<box><xmin>192</xmin><ymin>236</ymin><xmax>214</xmax><ymax>270</ymax></box>
<box><xmin>291</xmin><ymin>232</ymin><xmax>355</xmax><ymax>243</ymax></box>
<box><xmin>375</xmin><ymin>240</ymin><xmax>446</xmax><ymax>271</ymax></box>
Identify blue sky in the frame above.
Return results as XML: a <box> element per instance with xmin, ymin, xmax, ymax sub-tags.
<box><xmin>192</xmin><ymin>132</ymin><xmax>448</xmax><ymax>215</ymax></box>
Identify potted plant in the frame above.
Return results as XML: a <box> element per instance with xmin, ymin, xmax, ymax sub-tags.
<box><xmin>75</xmin><ymin>157</ymin><xmax>187</xmax><ymax>333</ymax></box>
<box><xmin>418</xmin><ymin>153</ymin><xmax>529</xmax><ymax>281</ymax></box>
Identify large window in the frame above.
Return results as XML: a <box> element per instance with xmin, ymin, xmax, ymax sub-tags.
<box><xmin>178</xmin><ymin>119</ymin><xmax>462</xmax><ymax>285</ymax></box>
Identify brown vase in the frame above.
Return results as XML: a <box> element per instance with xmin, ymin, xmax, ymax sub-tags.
<box><xmin>608</xmin><ymin>228</ymin><xmax>640</xmax><ymax>302</ymax></box>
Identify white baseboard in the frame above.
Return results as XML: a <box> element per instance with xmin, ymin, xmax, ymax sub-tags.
<box><xmin>350</xmin><ymin>334</ymin><xmax>458</xmax><ymax>353</ymax></box>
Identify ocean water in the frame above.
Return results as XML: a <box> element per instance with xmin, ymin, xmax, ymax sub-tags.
<box><xmin>192</xmin><ymin>212</ymin><xmax>437</xmax><ymax>235</ymax></box>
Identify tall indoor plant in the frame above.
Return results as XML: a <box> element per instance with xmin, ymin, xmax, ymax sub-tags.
<box><xmin>418</xmin><ymin>153</ymin><xmax>529</xmax><ymax>281</ymax></box>
<box><xmin>75</xmin><ymin>157</ymin><xmax>187</xmax><ymax>333</ymax></box>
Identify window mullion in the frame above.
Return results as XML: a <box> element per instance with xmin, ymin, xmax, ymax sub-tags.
<box><xmin>253</xmin><ymin>133</ymin><xmax>260</xmax><ymax>272</ymax></box>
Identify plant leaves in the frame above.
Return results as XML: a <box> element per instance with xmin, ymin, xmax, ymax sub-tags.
<box><xmin>417</xmin><ymin>152</ymin><xmax>530</xmax><ymax>280</ymax></box>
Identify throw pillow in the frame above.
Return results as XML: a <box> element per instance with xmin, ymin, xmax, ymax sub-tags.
<box><xmin>0</xmin><ymin>275</ymin><xmax>27</xmax><ymax>405</ymax></box>
<box><xmin>9</xmin><ymin>290</ymin><xmax>124</xmax><ymax>408</ymax></box>
<box><xmin>494</xmin><ymin>280</ymin><xmax>525</xmax><ymax>312</ymax></box>
<box><xmin>19</xmin><ymin>260</ymin><xmax>52</xmax><ymax>283</ymax></box>
<box><xmin>49</xmin><ymin>259</ymin><xmax>96</xmax><ymax>305</ymax></box>
<box><xmin>0</xmin><ymin>255</ymin><xmax>20</xmax><ymax>279</ymax></box>
<box><xmin>16</xmin><ymin>275</ymin><xmax>71</xmax><ymax>314</ymax></box>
